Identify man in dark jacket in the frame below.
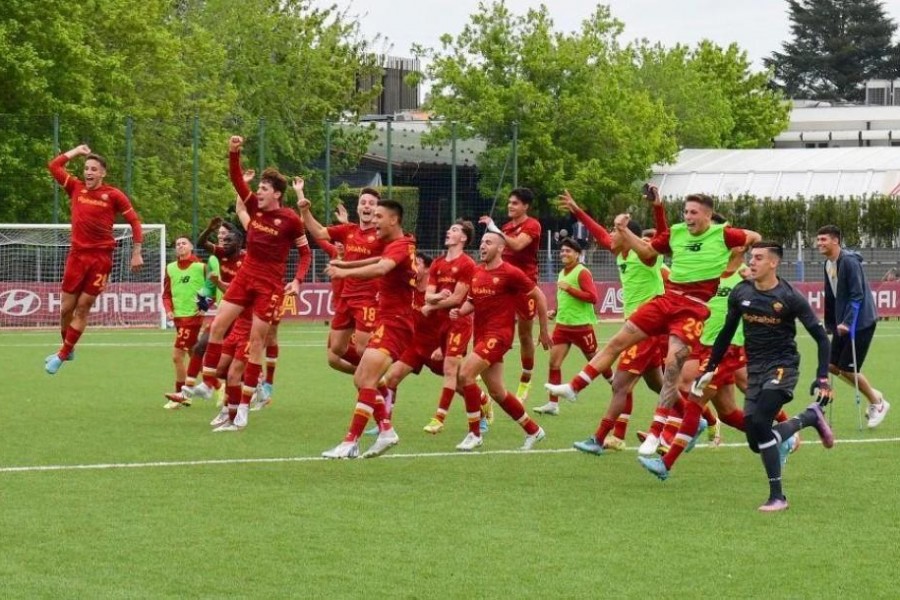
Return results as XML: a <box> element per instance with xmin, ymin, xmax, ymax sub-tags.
<box><xmin>816</xmin><ymin>225</ymin><xmax>890</xmax><ymax>428</ymax></box>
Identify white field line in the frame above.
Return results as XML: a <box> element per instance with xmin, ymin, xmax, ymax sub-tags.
<box><xmin>0</xmin><ymin>342</ymin><xmax>327</xmax><ymax>348</ymax></box>
<box><xmin>2</xmin><ymin>437</ymin><xmax>899</xmax><ymax>475</ymax></box>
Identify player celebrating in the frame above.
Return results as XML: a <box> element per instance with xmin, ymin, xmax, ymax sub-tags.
<box><xmin>692</xmin><ymin>242</ymin><xmax>835</xmax><ymax>511</ymax></box>
<box><xmin>321</xmin><ymin>200</ymin><xmax>417</xmax><ymax>459</ymax></box>
<box><xmin>45</xmin><ymin>144</ymin><xmax>143</xmax><ymax>374</ymax></box>
<box><xmin>546</xmin><ymin>194</ymin><xmax>760</xmax><ymax>475</ymax></box>
<box><xmin>298</xmin><ymin>185</ymin><xmax>384</xmax><ymax>375</ymax></box>
<box><xmin>480</xmin><ymin>187</ymin><xmax>545</xmax><ymax>401</ymax></box>
<box><xmin>415</xmin><ymin>221</ymin><xmax>478</xmax><ymax>432</ymax></box>
<box><xmin>182</xmin><ymin>136</ymin><xmax>311</xmax><ymax>432</ymax></box>
<box><xmin>533</xmin><ymin>237</ymin><xmax>598</xmax><ymax>416</ymax></box>
<box><xmin>452</xmin><ymin>231</ymin><xmax>552</xmax><ymax>452</ymax></box>
<box><xmin>555</xmin><ymin>190</ymin><xmax>666</xmax><ymax>453</ymax></box>
<box><xmin>162</xmin><ymin>237</ymin><xmax>207</xmax><ymax>402</ymax></box>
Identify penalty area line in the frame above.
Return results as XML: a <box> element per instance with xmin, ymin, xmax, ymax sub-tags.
<box><xmin>1</xmin><ymin>436</ymin><xmax>899</xmax><ymax>475</ymax></box>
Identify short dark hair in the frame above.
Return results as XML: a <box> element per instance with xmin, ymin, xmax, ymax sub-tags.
<box><xmin>260</xmin><ymin>168</ymin><xmax>287</xmax><ymax>196</ymax></box>
<box><xmin>626</xmin><ymin>220</ymin><xmax>642</xmax><ymax>238</ymax></box>
<box><xmin>415</xmin><ymin>251</ymin><xmax>433</xmax><ymax>268</ymax></box>
<box><xmin>817</xmin><ymin>225</ymin><xmax>841</xmax><ymax>241</ymax></box>
<box><xmin>509</xmin><ymin>187</ymin><xmax>534</xmax><ymax>206</ymax></box>
<box><xmin>752</xmin><ymin>240</ymin><xmax>783</xmax><ymax>259</ymax></box>
<box><xmin>685</xmin><ymin>194</ymin><xmax>714</xmax><ymax>210</ymax></box>
<box><xmin>85</xmin><ymin>153</ymin><xmax>107</xmax><ymax>169</ymax></box>
<box><xmin>559</xmin><ymin>237</ymin><xmax>583</xmax><ymax>253</ymax></box>
<box><xmin>360</xmin><ymin>187</ymin><xmax>381</xmax><ymax>200</ymax></box>
<box><xmin>378</xmin><ymin>199</ymin><xmax>404</xmax><ymax>222</ymax></box>
<box><xmin>456</xmin><ymin>219</ymin><xmax>475</xmax><ymax>247</ymax></box>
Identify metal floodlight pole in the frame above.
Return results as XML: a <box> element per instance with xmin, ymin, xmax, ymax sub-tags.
<box><xmin>386</xmin><ymin>115</ymin><xmax>394</xmax><ymax>198</ymax></box>
<box><xmin>191</xmin><ymin>114</ymin><xmax>200</xmax><ymax>246</ymax></box>
<box><xmin>324</xmin><ymin>120</ymin><xmax>332</xmax><ymax>224</ymax></box>
<box><xmin>451</xmin><ymin>121</ymin><xmax>458</xmax><ymax>222</ymax></box>
<box><xmin>53</xmin><ymin>114</ymin><xmax>60</xmax><ymax>224</ymax></box>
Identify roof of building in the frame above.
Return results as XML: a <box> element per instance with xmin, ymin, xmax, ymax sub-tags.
<box><xmin>650</xmin><ymin>148</ymin><xmax>900</xmax><ymax>198</ymax></box>
<box><xmin>340</xmin><ymin>120</ymin><xmax>486</xmax><ymax>166</ymax></box>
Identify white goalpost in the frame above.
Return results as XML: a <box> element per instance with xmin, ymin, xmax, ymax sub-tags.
<box><xmin>0</xmin><ymin>224</ymin><xmax>167</xmax><ymax>329</ymax></box>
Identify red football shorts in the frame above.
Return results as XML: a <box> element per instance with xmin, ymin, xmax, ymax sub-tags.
<box><xmin>627</xmin><ymin>292</ymin><xmax>710</xmax><ymax>352</ymax></box>
<box><xmin>222</xmin><ymin>316</ymin><xmax>252</xmax><ymax>363</ymax></box>
<box><xmin>472</xmin><ymin>331</ymin><xmax>513</xmax><ymax>365</ymax></box>
<box><xmin>551</xmin><ymin>324</ymin><xmax>598</xmax><ymax>357</ymax></box>
<box><xmin>515</xmin><ymin>294</ymin><xmax>537</xmax><ymax>321</ymax></box>
<box><xmin>695</xmin><ymin>344</ymin><xmax>747</xmax><ymax>388</ymax></box>
<box><xmin>617</xmin><ymin>334</ymin><xmax>667</xmax><ymax>374</ymax></box>
<box><xmin>222</xmin><ymin>270</ymin><xmax>284</xmax><ymax>324</ymax></box>
<box><xmin>173</xmin><ymin>316</ymin><xmax>203</xmax><ymax>351</ymax></box>
<box><xmin>368</xmin><ymin>316</ymin><xmax>415</xmax><ymax>362</ymax></box>
<box><xmin>444</xmin><ymin>316</ymin><xmax>473</xmax><ymax>358</ymax></box>
<box><xmin>331</xmin><ymin>296</ymin><xmax>377</xmax><ymax>333</ymax></box>
<box><xmin>61</xmin><ymin>250</ymin><xmax>113</xmax><ymax>296</ymax></box>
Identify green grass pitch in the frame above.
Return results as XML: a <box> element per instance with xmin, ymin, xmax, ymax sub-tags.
<box><xmin>2</xmin><ymin>322</ymin><xmax>898</xmax><ymax>598</ymax></box>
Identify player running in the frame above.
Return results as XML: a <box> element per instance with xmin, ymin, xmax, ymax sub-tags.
<box><xmin>533</xmin><ymin>237</ymin><xmax>599</xmax><ymax>417</ymax></box>
<box><xmin>479</xmin><ymin>188</ymin><xmax>546</xmax><ymax>401</ymax></box>
<box><xmin>691</xmin><ymin>241</ymin><xmax>835</xmax><ymax>511</ymax></box>
<box><xmin>546</xmin><ymin>194</ymin><xmax>760</xmax><ymax>475</ymax></box>
<box><xmin>45</xmin><ymin>145</ymin><xmax>143</xmax><ymax>374</ymax></box>
<box><xmin>452</xmin><ymin>231</ymin><xmax>552</xmax><ymax>452</ymax></box>
<box><xmin>555</xmin><ymin>190</ymin><xmax>666</xmax><ymax>454</ymax></box>
<box><xmin>321</xmin><ymin>200</ymin><xmax>417</xmax><ymax>459</ymax></box>
<box><xmin>298</xmin><ymin>185</ymin><xmax>384</xmax><ymax>375</ymax></box>
<box><xmin>181</xmin><ymin>136</ymin><xmax>311</xmax><ymax>432</ymax></box>
<box><xmin>162</xmin><ymin>237</ymin><xmax>207</xmax><ymax>401</ymax></box>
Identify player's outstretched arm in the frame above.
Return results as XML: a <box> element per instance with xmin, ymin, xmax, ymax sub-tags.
<box><xmin>615</xmin><ymin>213</ymin><xmax>659</xmax><ymax>263</ymax></box>
<box><xmin>326</xmin><ymin>257</ymin><xmax>397</xmax><ymax>281</ymax></box>
<box><xmin>48</xmin><ymin>144</ymin><xmax>91</xmax><ymax>188</ymax></box>
<box><xmin>228</xmin><ymin>136</ymin><xmax>254</xmax><ymax>204</ymax></box>
<box><xmin>558</xmin><ymin>190</ymin><xmax>613</xmax><ymax>251</ymax></box>
<box><xmin>198</xmin><ymin>217</ymin><xmax>223</xmax><ymax>253</ymax></box>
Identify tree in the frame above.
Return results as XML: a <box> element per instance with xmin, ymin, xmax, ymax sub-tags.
<box><xmin>415</xmin><ymin>2</ymin><xmax>677</xmax><ymax>218</ymax></box>
<box><xmin>635</xmin><ymin>41</ymin><xmax>790</xmax><ymax>149</ymax></box>
<box><xmin>765</xmin><ymin>0</ymin><xmax>899</xmax><ymax>102</ymax></box>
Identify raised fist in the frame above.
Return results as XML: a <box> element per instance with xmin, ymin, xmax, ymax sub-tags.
<box><xmin>229</xmin><ymin>136</ymin><xmax>243</xmax><ymax>152</ymax></box>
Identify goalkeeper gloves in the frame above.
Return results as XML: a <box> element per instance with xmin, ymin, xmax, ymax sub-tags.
<box><xmin>196</xmin><ymin>294</ymin><xmax>213</xmax><ymax>312</ymax></box>
<box><xmin>690</xmin><ymin>370</ymin><xmax>715</xmax><ymax>397</ymax></box>
<box><xmin>809</xmin><ymin>377</ymin><xmax>833</xmax><ymax>407</ymax></box>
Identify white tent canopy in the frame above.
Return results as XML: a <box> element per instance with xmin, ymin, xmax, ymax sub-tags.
<box><xmin>650</xmin><ymin>148</ymin><xmax>900</xmax><ymax>199</ymax></box>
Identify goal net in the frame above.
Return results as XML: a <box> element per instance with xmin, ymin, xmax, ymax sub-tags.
<box><xmin>0</xmin><ymin>224</ymin><xmax>166</xmax><ymax>328</ymax></box>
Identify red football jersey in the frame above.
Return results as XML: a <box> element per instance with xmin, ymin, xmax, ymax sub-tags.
<box><xmin>501</xmin><ymin>216</ymin><xmax>541</xmax><ymax>283</ymax></box>
<box><xmin>48</xmin><ymin>155</ymin><xmax>143</xmax><ymax>252</ymax></box>
<box><xmin>212</xmin><ymin>246</ymin><xmax>246</xmax><ymax>285</ymax></box>
<box><xmin>377</xmin><ymin>235</ymin><xmax>417</xmax><ymax>319</ymax></box>
<box><xmin>328</xmin><ymin>223</ymin><xmax>385</xmax><ymax>300</ymax></box>
<box><xmin>229</xmin><ymin>153</ymin><xmax>306</xmax><ymax>284</ymax></box>
<box><xmin>469</xmin><ymin>261</ymin><xmax>534</xmax><ymax>337</ymax></box>
<box><xmin>428</xmin><ymin>253</ymin><xmax>477</xmax><ymax>295</ymax></box>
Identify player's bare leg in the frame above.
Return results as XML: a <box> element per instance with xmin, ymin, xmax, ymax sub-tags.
<box><xmin>183</xmin><ymin>301</ymin><xmax>246</xmax><ymax>399</ymax></box>
<box><xmin>458</xmin><ymin>354</ymin><xmax>543</xmax><ymax>451</ymax></box>
<box><xmin>545</xmin><ymin>321</ymin><xmax>646</xmax><ymax>400</ymax></box>
<box><xmin>535</xmin><ymin>342</ymin><xmax>571</xmax><ymax>416</ymax></box>
<box><xmin>515</xmin><ymin>317</ymin><xmax>536</xmax><ymax>401</ymax></box>
<box><xmin>46</xmin><ymin>291</ymin><xmax>98</xmax><ymax>373</ymax></box>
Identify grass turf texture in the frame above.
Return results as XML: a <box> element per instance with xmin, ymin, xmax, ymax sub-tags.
<box><xmin>2</xmin><ymin>322</ymin><xmax>898</xmax><ymax>598</ymax></box>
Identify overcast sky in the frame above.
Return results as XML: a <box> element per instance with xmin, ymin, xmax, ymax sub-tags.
<box><xmin>321</xmin><ymin>0</ymin><xmax>900</xmax><ymax>73</ymax></box>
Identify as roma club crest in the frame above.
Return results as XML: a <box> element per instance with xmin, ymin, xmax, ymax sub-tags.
<box><xmin>772</xmin><ymin>302</ymin><xmax>783</xmax><ymax>313</ymax></box>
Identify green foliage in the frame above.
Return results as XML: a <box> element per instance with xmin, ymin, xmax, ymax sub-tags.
<box><xmin>416</xmin><ymin>3</ymin><xmax>678</xmax><ymax>214</ymax></box>
<box><xmin>0</xmin><ymin>0</ymin><xmax>380</xmax><ymax>240</ymax></box>
<box><xmin>765</xmin><ymin>0</ymin><xmax>899</xmax><ymax>101</ymax></box>
<box><xmin>635</xmin><ymin>42</ymin><xmax>790</xmax><ymax>149</ymax></box>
